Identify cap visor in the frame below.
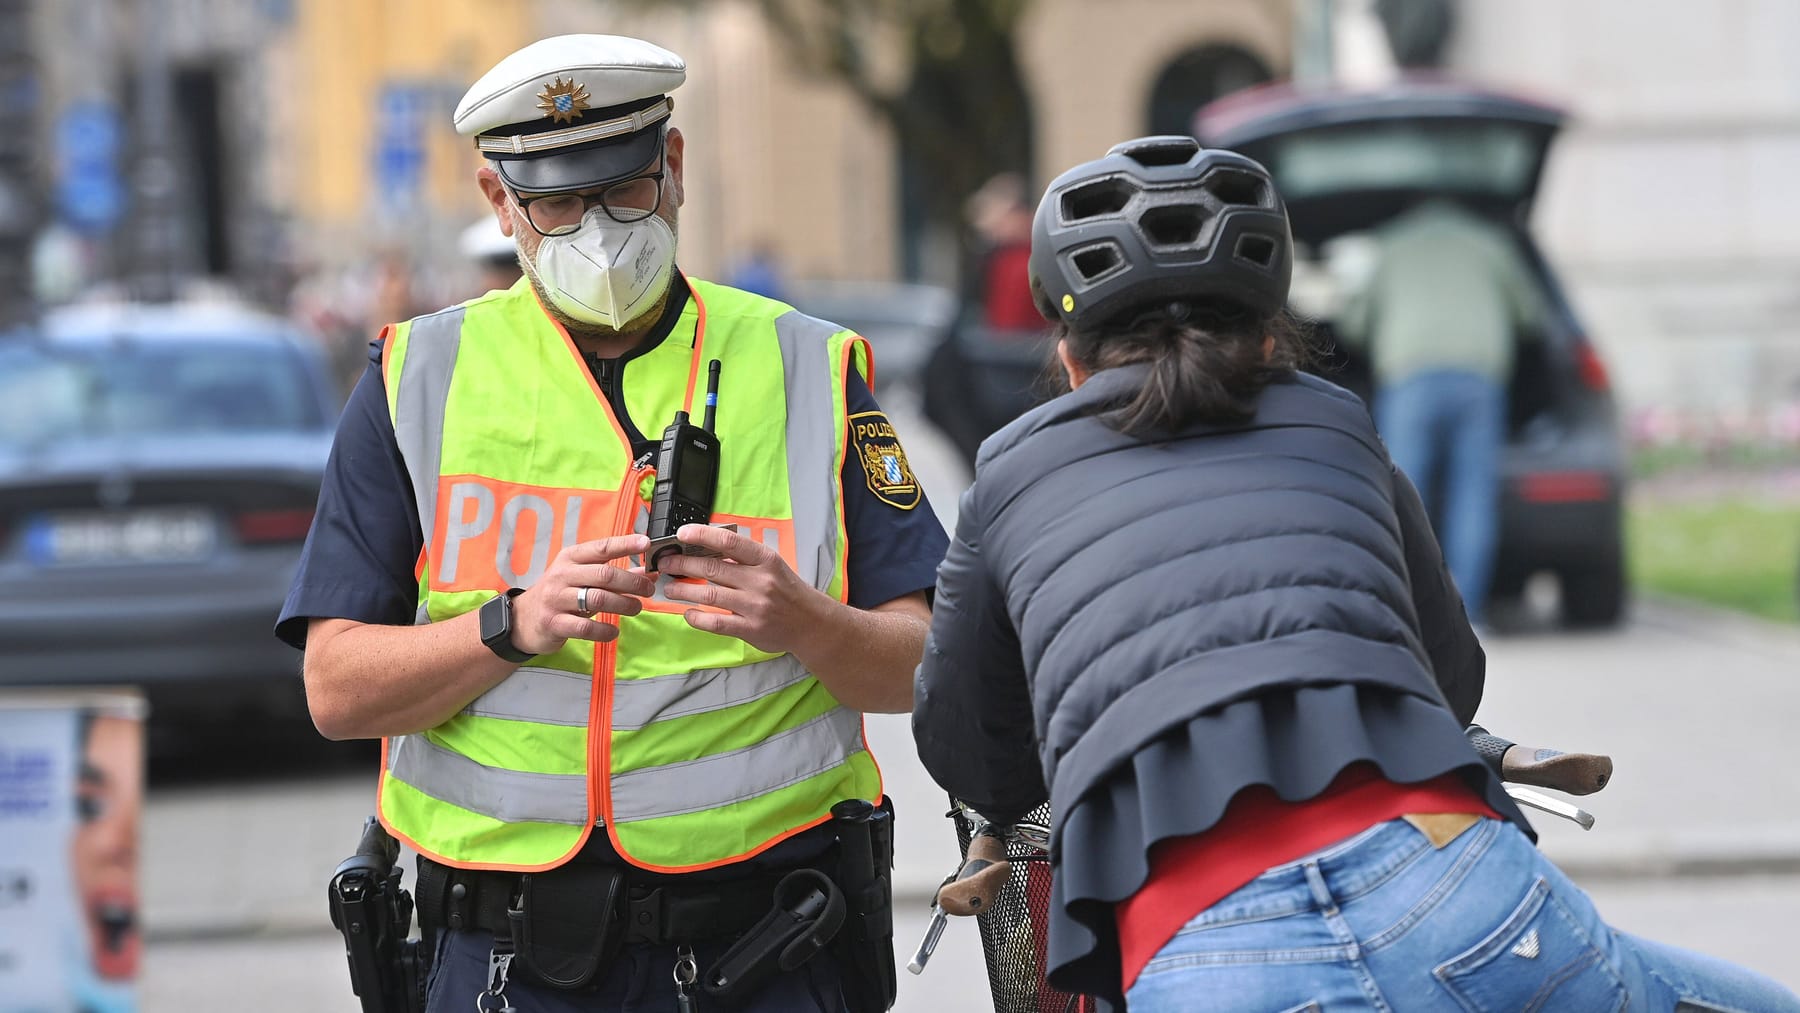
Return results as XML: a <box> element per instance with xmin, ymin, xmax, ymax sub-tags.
<box><xmin>495</xmin><ymin>129</ymin><xmax>663</xmax><ymax>195</ymax></box>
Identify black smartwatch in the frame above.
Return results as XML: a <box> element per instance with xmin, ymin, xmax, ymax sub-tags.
<box><xmin>478</xmin><ymin>588</ymin><xmax>533</xmax><ymax>663</ymax></box>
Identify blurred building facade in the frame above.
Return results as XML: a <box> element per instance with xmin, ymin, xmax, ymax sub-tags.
<box><xmin>31</xmin><ymin>0</ymin><xmax>1291</xmax><ymax>308</ymax></box>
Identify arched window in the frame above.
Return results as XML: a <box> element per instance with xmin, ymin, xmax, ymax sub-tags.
<box><xmin>1146</xmin><ymin>44</ymin><xmax>1274</xmax><ymax>138</ymax></box>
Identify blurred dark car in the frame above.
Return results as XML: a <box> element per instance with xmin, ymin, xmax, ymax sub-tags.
<box><xmin>0</xmin><ymin>302</ymin><xmax>339</xmax><ymax>724</ymax></box>
<box><xmin>785</xmin><ymin>279</ymin><xmax>959</xmax><ymax>396</ymax></box>
<box><xmin>919</xmin><ymin>80</ymin><xmax>1625</xmax><ymax>626</ymax></box>
<box><xmin>1198</xmin><ymin>80</ymin><xmax>1625</xmax><ymax>627</ymax></box>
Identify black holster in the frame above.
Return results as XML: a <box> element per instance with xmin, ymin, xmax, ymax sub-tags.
<box><xmin>327</xmin><ymin>817</ymin><xmax>429</xmax><ymax>1013</ymax></box>
<box><xmin>829</xmin><ymin>796</ymin><xmax>898</xmax><ymax>1013</ymax></box>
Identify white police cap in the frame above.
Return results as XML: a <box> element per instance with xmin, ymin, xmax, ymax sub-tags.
<box><xmin>454</xmin><ymin>34</ymin><xmax>686</xmax><ymax>195</ymax></box>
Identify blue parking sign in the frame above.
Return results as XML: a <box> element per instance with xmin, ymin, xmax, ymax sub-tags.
<box><xmin>55</xmin><ymin>101</ymin><xmax>125</xmax><ymax>233</ymax></box>
<box><xmin>375</xmin><ymin>83</ymin><xmax>430</xmax><ymax>201</ymax></box>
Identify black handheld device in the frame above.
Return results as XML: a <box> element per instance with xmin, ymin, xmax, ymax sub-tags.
<box><xmin>646</xmin><ymin>359</ymin><xmax>722</xmax><ymax>570</ymax></box>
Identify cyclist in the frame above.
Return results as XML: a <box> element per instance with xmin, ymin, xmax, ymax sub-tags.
<box><xmin>912</xmin><ymin>135</ymin><xmax>1800</xmax><ymax>1013</ymax></box>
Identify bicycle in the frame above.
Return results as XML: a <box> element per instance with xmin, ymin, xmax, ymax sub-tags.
<box><xmin>906</xmin><ymin>727</ymin><xmax>1614</xmax><ymax>1013</ymax></box>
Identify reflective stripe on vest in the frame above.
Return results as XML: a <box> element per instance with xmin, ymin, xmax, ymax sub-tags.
<box><xmin>377</xmin><ymin>278</ymin><xmax>880</xmax><ymax>872</ymax></box>
<box><xmin>387</xmin><ymin>696</ymin><xmax>864</xmax><ymax>825</ymax></box>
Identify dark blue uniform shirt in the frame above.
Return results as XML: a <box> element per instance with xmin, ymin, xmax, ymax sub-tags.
<box><xmin>276</xmin><ymin>281</ymin><xmax>948</xmax><ymax>648</ymax></box>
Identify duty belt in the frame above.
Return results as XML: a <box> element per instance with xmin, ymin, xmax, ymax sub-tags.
<box><xmin>415</xmin><ymin>855</ymin><xmax>807</xmax><ymax>946</ymax></box>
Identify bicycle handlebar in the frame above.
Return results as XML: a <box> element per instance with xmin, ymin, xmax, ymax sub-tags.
<box><xmin>1466</xmin><ymin>725</ymin><xmax>1612</xmax><ymax>797</ymax></box>
<box><xmin>908</xmin><ymin>819</ymin><xmax>1017</xmax><ymax>974</ymax></box>
<box><xmin>935</xmin><ymin>829</ymin><xmax>1010</xmax><ymax>917</ymax></box>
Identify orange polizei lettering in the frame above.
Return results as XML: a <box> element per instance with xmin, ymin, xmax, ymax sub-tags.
<box><xmin>430</xmin><ymin>476</ymin><xmax>620</xmax><ymax>593</ymax></box>
<box><xmin>428</xmin><ymin>474</ymin><xmax>797</xmax><ymax>611</ymax></box>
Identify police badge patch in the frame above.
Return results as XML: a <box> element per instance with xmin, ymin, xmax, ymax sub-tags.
<box><xmin>849</xmin><ymin>411</ymin><xmax>920</xmax><ymax>510</ymax></box>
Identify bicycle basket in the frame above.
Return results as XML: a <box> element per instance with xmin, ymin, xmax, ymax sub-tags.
<box><xmin>951</xmin><ymin>801</ymin><xmax>1097</xmax><ymax>1013</ymax></box>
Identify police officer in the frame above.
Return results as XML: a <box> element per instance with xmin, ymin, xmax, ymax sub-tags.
<box><xmin>278</xmin><ymin>34</ymin><xmax>947</xmax><ymax>1012</ymax></box>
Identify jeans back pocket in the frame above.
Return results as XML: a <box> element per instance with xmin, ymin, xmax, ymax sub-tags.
<box><xmin>1434</xmin><ymin>878</ymin><xmax>1626</xmax><ymax>1013</ymax></box>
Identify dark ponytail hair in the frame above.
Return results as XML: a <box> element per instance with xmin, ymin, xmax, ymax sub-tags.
<box><xmin>1051</xmin><ymin>301</ymin><xmax>1314</xmax><ymax>439</ymax></box>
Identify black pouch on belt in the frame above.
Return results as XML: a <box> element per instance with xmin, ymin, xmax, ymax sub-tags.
<box><xmin>506</xmin><ymin>865</ymin><xmax>627</xmax><ymax>990</ymax></box>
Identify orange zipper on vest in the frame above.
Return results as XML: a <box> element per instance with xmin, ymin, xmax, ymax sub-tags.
<box><xmin>590</xmin><ymin>458</ymin><xmax>653</xmax><ymax>832</ymax></box>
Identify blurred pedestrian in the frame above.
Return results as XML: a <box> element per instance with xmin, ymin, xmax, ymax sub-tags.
<box><xmin>277</xmin><ymin>32</ymin><xmax>946</xmax><ymax>1013</ymax></box>
<box><xmin>368</xmin><ymin>248</ymin><xmax>426</xmax><ymax>339</ymax></box>
<box><xmin>458</xmin><ymin>215</ymin><xmax>523</xmax><ymax>295</ymax></box>
<box><xmin>725</xmin><ymin>237</ymin><xmax>787</xmax><ymax>302</ymax></box>
<box><xmin>286</xmin><ymin>257</ymin><xmax>373</xmax><ymax>396</ymax></box>
<box><xmin>966</xmin><ymin>172</ymin><xmax>1044</xmax><ymax>333</ymax></box>
<box><xmin>913</xmin><ymin>136</ymin><xmax>1800</xmax><ymax>1013</ymax></box>
<box><xmin>1339</xmin><ymin>197</ymin><xmax>1545</xmax><ymax>624</ymax></box>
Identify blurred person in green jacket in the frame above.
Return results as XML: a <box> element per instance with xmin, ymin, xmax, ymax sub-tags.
<box><xmin>1340</xmin><ymin>198</ymin><xmax>1544</xmax><ymax>625</ymax></box>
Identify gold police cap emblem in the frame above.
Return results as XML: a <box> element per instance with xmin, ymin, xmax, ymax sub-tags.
<box><xmin>537</xmin><ymin>77</ymin><xmax>592</xmax><ymax>124</ymax></box>
<box><xmin>850</xmin><ymin>411</ymin><xmax>920</xmax><ymax>510</ymax></box>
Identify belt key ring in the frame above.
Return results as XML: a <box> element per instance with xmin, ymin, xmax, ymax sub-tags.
<box><xmin>673</xmin><ymin>942</ymin><xmax>699</xmax><ymax>1013</ymax></box>
<box><xmin>477</xmin><ymin>949</ymin><xmax>515</xmax><ymax>1013</ymax></box>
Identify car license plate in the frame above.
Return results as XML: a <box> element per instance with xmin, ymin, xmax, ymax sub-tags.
<box><xmin>24</xmin><ymin>508</ymin><xmax>218</xmax><ymax>566</ymax></box>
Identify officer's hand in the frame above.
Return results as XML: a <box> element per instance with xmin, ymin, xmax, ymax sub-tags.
<box><xmin>657</xmin><ymin>524</ymin><xmax>823</xmax><ymax>655</ymax></box>
<box><xmin>512</xmin><ymin>534</ymin><xmax>656</xmax><ymax>657</ymax></box>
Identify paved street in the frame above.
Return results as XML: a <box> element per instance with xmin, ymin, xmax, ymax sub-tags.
<box><xmin>135</xmin><ymin>396</ymin><xmax>1800</xmax><ymax>1009</ymax></box>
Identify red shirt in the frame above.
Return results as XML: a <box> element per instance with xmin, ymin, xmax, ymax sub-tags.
<box><xmin>1115</xmin><ymin>763</ymin><xmax>1499</xmax><ymax>991</ymax></box>
<box><xmin>982</xmin><ymin>244</ymin><xmax>1045</xmax><ymax>332</ymax></box>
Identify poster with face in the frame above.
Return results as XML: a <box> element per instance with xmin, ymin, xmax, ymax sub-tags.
<box><xmin>0</xmin><ymin>690</ymin><xmax>144</xmax><ymax>1013</ymax></box>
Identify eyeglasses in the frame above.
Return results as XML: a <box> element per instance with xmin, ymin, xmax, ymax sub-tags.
<box><xmin>510</xmin><ymin>167</ymin><xmax>664</xmax><ymax>237</ymax></box>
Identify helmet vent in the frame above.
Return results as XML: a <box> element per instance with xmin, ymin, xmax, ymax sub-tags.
<box><xmin>1235</xmin><ymin>233</ymin><xmax>1276</xmax><ymax>268</ymax></box>
<box><xmin>1140</xmin><ymin>205</ymin><xmax>1208</xmax><ymax>248</ymax></box>
<box><xmin>1062</xmin><ymin>178</ymin><xmax>1134</xmax><ymax>222</ymax></box>
<box><xmin>1116</xmin><ymin>136</ymin><xmax>1200</xmax><ymax>167</ymax></box>
<box><xmin>1204</xmin><ymin>170</ymin><xmax>1266</xmax><ymax>207</ymax></box>
<box><xmin>1070</xmin><ymin>243</ymin><xmax>1124</xmax><ymax>282</ymax></box>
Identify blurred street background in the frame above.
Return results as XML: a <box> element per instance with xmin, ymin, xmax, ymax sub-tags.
<box><xmin>2</xmin><ymin>0</ymin><xmax>1798</xmax><ymax>1009</ymax></box>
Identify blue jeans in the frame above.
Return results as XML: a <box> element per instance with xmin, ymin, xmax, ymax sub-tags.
<box><xmin>1126</xmin><ymin>818</ymin><xmax>1800</xmax><ymax>1012</ymax></box>
<box><xmin>1376</xmin><ymin>369</ymin><xmax>1503</xmax><ymax>623</ymax></box>
<box><xmin>424</xmin><ymin>926</ymin><xmax>847</xmax><ymax>1012</ymax></box>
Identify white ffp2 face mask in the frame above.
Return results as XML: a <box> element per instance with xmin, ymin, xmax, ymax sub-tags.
<box><xmin>528</xmin><ymin>207</ymin><xmax>676</xmax><ymax>329</ymax></box>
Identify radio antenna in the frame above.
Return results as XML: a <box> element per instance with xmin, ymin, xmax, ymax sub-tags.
<box><xmin>702</xmin><ymin>359</ymin><xmax>722</xmax><ymax>432</ymax></box>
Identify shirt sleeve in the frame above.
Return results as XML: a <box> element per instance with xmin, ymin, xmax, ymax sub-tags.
<box><xmin>274</xmin><ymin>342</ymin><xmax>424</xmax><ymax>650</ymax></box>
<box><xmin>839</xmin><ymin>371</ymin><xmax>950</xmax><ymax>610</ymax></box>
<box><xmin>1393</xmin><ymin>465</ymin><xmax>1485</xmax><ymax>724</ymax></box>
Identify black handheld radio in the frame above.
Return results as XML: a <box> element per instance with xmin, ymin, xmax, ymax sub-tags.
<box><xmin>646</xmin><ymin>359</ymin><xmax>722</xmax><ymax>571</ymax></box>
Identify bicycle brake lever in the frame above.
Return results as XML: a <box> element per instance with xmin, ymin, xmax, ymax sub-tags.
<box><xmin>908</xmin><ymin>907</ymin><xmax>947</xmax><ymax>975</ymax></box>
<box><xmin>1507</xmin><ymin>785</ymin><xmax>1596</xmax><ymax>830</ymax></box>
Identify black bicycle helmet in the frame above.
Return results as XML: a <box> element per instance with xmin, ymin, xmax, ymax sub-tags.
<box><xmin>1028</xmin><ymin>135</ymin><xmax>1293</xmax><ymax>331</ymax></box>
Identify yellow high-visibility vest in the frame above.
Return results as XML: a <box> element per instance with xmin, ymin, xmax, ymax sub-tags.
<box><xmin>376</xmin><ymin>276</ymin><xmax>881</xmax><ymax>872</ymax></box>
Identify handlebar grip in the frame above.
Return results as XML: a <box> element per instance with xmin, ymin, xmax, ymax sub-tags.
<box><xmin>935</xmin><ymin>830</ymin><xmax>1011</xmax><ymax>917</ymax></box>
<box><xmin>1502</xmin><ymin>744</ymin><xmax>1612</xmax><ymax>796</ymax></box>
<box><xmin>1466</xmin><ymin>726</ymin><xmax>1612</xmax><ymax>796</ymax></box>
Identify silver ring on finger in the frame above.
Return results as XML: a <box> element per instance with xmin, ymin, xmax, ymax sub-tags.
<box><xmin>576</xmin><ymin>585</ymin><xmax>593</xmax><ymax>615</ymax></box>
